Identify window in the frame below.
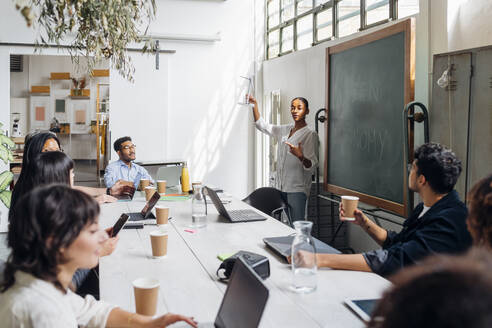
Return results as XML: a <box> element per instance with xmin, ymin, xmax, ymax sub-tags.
<box><xmin>338</xmin><ymin>0</ymin><xmax>360</xmax><ymax>37</ymax></box>
<box><xmin>297</xmin><ymin>14</ymin><xmax>313</xmax><ymax>50</ymax></box>
<box><xmin>266</xmin><ymin>0</ymin><xmax>419</xmax><ymax>59</ymax></box>
<box><xmin>366</xmin><ymin>0</ymin><xmax>390</xmax><ymax>26</ymax></box>
<box><xmin>316</xmin><ymin>7</ymin><xmax>333</xmax><ymax>41</ymax></box>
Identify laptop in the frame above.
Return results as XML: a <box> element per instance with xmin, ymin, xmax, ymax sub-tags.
<box><xmin>126</xmin><ymin>191</ymin><xmax>160</xmax><ymax>221</ymax></box>
<box><xmin>204</xmin><ymin>186</ymin><xmax>266</xmax><ymax>223</ymax></box>
<box><xmin>174</xmin><ymin>256</ymin><xmax>269</xmax><ymax>328</ymax></box>
<box><xmin>263</xmin><ymin>234</ymin><xmax>341</xmax><ymax>261</ymax></box>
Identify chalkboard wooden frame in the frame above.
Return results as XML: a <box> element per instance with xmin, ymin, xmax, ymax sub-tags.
<box><xmin>324</xmin><ymin>19</ymin><xmax>415</xmax><ymax>217</ymax></box>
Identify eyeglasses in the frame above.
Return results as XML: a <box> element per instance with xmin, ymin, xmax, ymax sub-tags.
<box><xmin>122</xmin><ymin>144</ymin><xmax>137</xmax><ymax>150</ymax></box>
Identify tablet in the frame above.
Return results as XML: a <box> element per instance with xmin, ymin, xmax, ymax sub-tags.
<box><xmin>344</xmin><ymin>298</ymin><xmax>379</xmax><ymax>322</ymax></box>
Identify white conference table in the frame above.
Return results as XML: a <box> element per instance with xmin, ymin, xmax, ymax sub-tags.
<box><xmin>99</xmin><ymin>192</ymin><xmax>390</xmax><ymax>328</ymax></box>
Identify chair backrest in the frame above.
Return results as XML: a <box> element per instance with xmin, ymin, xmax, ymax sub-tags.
<box><xmin>0</xmin><ymin>259</ymin><xmax>5</xmax><ymax>284</ymax></box>
<box><xmin>242</xmin><ymin>187</ymin><xmax>288</xmax><ymax>220</ymax></box>
<box><xmin>156</xmin><ymin>166</ymin><xmax>182</xmax><ymax>187</ymax></box>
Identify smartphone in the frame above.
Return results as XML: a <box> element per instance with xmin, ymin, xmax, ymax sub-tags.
<box><xmin>344</xmin><ymin>298</ymin><xmax>379</xmax><ymax>322</ymax></box>
<box><xmin>111</xmin><ymin>214</ymin><xmax>130</xmax><ymax>237</ymax></box>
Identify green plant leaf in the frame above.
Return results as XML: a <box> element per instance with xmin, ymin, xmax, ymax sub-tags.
<box><xmin>0</xmin><ymin>171</ymin><xmax>13</xmax><ymax>191</ymax></box>
<box><xmin>0</xmin><ymin>190</ymin><xmax>12</xmax><ymax>209</ymax></box>
<box><xmin>0</xmin><ymin>144</ymin><xmax>10</xmax><ymax>164</ymax></box>
<box><xmin>0</xmin><ymin>134</ymin><xmax>15</xmax><ymax>148</ymax></box>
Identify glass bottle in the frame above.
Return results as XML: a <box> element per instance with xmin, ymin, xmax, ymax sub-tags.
<box><xmin>191</xmin><ymin>184</ymin><xmax>207</xmax><ymax>228</ymax></box>
<box><xmin>291</xmin><ymin>221</ymin><xmax>317</xmax><ymax>293</ymax></box>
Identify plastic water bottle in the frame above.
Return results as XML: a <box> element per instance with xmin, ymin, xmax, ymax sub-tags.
<box><xmin>291</xmin><ymin>221</ymin><xmax>317</xmax><ymax>293</ymax></box>
<box><xmin>191</xmin><ymin>184</ymin><xmax>207</xmax><ymax>228</ymax></box>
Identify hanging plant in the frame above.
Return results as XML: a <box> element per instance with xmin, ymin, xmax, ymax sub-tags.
<box><xmin>14</xmin><ymin>0</ymin><xmax>157</xmax><ymax>82</ymax></box>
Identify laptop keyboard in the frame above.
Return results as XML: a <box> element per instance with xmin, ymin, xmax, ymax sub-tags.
<box><xmin>228</xmin><ymin>209</ymin><xmax>264</xmax><ymax>222</ymax></box>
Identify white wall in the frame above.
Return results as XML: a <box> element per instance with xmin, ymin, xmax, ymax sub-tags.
<box><xmin>140</xmin><ymin>0</ymin><xmax>258</xmax><ymax>197</ymax></box>
<box><xmin>447</xmin><ymin>0</ymin><xmax>492</xmax><ymax>52</ymax></box>
<box><xmin>0</xmin><ymin>0</ymin><xmax>260</xmax><ymax>198</ymax></box>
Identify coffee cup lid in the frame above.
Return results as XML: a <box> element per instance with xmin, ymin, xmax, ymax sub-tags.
<box><xmin>132</xmin><ymin>277</ymin><xmax>160</xmax><ymax>289</ymax></box>
<box><xmin>341</xmin><ymin>195</ymin><xmax>359</xmax><ymax>200</ymax></box>
<box><xmin>150</xmin><ymin>230</ymin><xmax>168</xmax><ymax>237</ymax></box>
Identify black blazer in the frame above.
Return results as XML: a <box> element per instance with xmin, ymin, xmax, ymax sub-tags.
<box><xmin>363</xmin><ymin>190</ymin><xmax>472</xmax><ymax>277</ymax></box>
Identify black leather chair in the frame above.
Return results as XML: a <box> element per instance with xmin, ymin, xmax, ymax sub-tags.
<box><xmin>242</xmin><ymin>187</ymin><xmax>291</xmax><ymax>226</ymax></box>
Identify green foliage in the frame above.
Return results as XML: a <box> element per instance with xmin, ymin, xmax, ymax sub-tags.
<box><xmin>0</xmin><ymin>122</ymin><xmax>14</xmax><ymax>208</ymax></box>
<box><xmin>15</xmin><ymin>0</ymin><xmax>157</xmax><ymax>82</ymax></box>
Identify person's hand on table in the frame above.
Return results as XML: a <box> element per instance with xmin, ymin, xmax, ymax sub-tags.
<box><xmin>144</xmin><ymin>313</ymin><xmax>197</xmax><ymax>328</ymax></box>
<box><xmin>95</xmin><ymin>194</ymin><xmax>118</xmax><ymax>204</ymax></box>
<box><xmin>111</xmin><ymin>180</ymin><xmax>135</xmax><ymax>196</ymax></box>
<box><xmin>287</xmin><ymin>250</ymin><xmax>318</xmax><ymax>267</ymax></box>
<box><xmin>100</xmin><ymin>227</ymin><xmax>119</xmax><ymax>257</ymax></box>
<box><xmin>285</xmin><ymin>141</ymin><xmax>304</xmax><ymax>160</ymax></box>
<box><xmin>339</xmin><ymin>203</ymin><xmax>366</xmax><ymax>225</ymax></box>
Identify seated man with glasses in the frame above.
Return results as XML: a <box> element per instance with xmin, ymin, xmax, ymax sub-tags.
<box><xmin>104</xmin><ymin>136</ymin><xmax>154</xmax><ymax>190</ymax></box>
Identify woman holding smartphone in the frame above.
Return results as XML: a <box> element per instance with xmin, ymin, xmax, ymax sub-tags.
<box><xmin>0</xmin><ymin>184</ymin><xmax>196</xmax><ymax>328</ymax></box>
<box><xmin>248</xmin><ymin>95</ymin><xmax>318</xmax><ymax>222</ymax></box>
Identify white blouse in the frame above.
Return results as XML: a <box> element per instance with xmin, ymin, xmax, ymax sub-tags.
<box><xmin>0</xmin><ymin>271</ymin><xmax>115</xmax><ymax>328</ymax></box>
<box><xmin>255</xmin><ymin>117</ymin><xmax>318</xmax><ymax>196</ymax></box>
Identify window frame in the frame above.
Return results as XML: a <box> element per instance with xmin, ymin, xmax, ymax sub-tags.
<box><xmin>266</xmin><ymin>0</ymin><xmax>417</xmax><ymax>59</ymax></box>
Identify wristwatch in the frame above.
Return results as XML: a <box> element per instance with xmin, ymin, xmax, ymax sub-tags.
<box><xmin>106</xmin><ymin>187</ymin><xmax>111</xmax><ymax>195</ymax></box>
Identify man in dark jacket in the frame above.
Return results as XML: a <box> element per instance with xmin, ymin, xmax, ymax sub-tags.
<box><xmin>304</xmin><ymin>143</ymin><xmax>472</xmax><ymax>277</ymax></box>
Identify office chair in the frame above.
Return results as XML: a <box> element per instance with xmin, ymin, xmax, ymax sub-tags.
<box><xmin>0</xmin><ymin>259</ymin><xmax>5</xmax><ymax>284</ymax></box>
<box><xmin>242</xmin><ymin>187</ymin><xmax>291</xmax><ymax>226</ymax></box>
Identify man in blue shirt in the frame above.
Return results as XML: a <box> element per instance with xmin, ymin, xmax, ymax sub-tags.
<box><xmin>294</xmin><ymin>143</ymin><xmax>472</xmax><ymax>277</ymax></box>
<box><xmin>104</xmin><ymin>136</ymin><xmax>154</xmax><ymax>189</ymax></box>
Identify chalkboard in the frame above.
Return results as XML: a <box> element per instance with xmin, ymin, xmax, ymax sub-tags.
<box><xmin>324</xmin><ymin>19</ymin><xmax>415</xmax><ymax>216</ymax></box>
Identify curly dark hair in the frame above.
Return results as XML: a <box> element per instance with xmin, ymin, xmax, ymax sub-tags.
<box><xmin>1</xmin><ymin>185</ymin><xmax>99</xmax><ymax>293</ymax></box>
<box><xmin>467</xmin><ymin>174</ymin><xmax>492</xmax><ymax>248</ymax></box>
<box><xmin>368</xmin><ymin>248</ymin><xmax>492</xmax><ymax>328</ymax></box>
<box><xmin>10</xmin><ymin>151</ymin><xmax>73</xmax><ymax>221</ymax></box>
<box><xmin>414</xmin><ymin>143</ymin><xmax>462</xmax><ymax>194</ymax></box>
<box><xmin>114</xmin><ymin>136</ymin><xmax>132</xmax><ymax>152</ymax></box>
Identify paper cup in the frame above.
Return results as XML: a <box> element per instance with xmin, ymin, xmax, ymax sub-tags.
<box><xmin>132</xmin><ymin>277</ymin><xmax>160</xmax><ymax>316</ymax></box>
<box><xmin>157</xmin><ymin>180</ymin><xmax>167</xmax><ymax>194</ymax></box>
<box><xmin>139</xmin><ymin>179</ymin><xmax>150</xmax><ymax>191</ymax></box>
<box><xmin>156</xmin><ymin>206</ymin><xmax>169</xmax><ymax>226</ymax></box>
<box><xmin>145</xmin><ymin>186</ymin><xmax>156</xmax><ymax>201</ymax></box>
<box><xmin>150</xmin><ymin>230</ymin><xmax>168</xmax><ymax>258</ymax></box>
<box><xmin>341</xmin><ymin>196</ymin><xmax>359</xmax><ymax>221</ymax></box>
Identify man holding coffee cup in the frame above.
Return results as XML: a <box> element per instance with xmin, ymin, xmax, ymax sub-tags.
<box><xmin>294</xmin><ymin>143</ymin><xmax>472</xmax><ymax>277</ymax></box>
<box><xmin>104</xmin><ymin>136</ymin><xmax>154</xmax><ymax>190</ymax></box>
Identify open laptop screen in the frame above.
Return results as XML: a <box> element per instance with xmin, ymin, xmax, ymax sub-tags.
<box><xmin>214</xmin><ymin>257</ymin><xmax>269</xmax><ymax>328</ymax></box>
<box><xmin>204</xmin><ymin>187</ymin><xmax>229</xmax><ymax>219</ymax></box>
<box><xmin>140</xmin><ymin>191</ymin><xmax>161</xmax><ymax>218</ymax></box>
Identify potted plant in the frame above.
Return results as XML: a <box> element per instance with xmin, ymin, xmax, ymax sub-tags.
<box><xmin>0</xmin><ymin>122</ymin><xmax>14</xmax><ymax>209</ymax></box>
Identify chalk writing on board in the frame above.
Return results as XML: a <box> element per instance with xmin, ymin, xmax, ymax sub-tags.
<box><xmin>344</xmin><ymin>128</ymin><xmax>389</xmax><ymax>161</ymax></box>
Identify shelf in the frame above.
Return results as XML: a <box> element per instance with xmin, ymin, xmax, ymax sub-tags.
<box><xmin>50</xmin><ymin>72</ymin><xmax>71</xmax><ymax>80</ymax></box>
<box><xmin>70</xmin><ymin>88</ymin><xmax>90</xmax><ymax>97</ymax></box>
<box><xmin>69</xmin><ymin>96</ymin><xmax>90</xmax><ymax>99</ymax></box>
<box><xmin>31</xmin><ymin>85</ymin><xmax>50</xmax><ymax>93</ymax></box>
<box><xmin>91</xmin><ymin>69</ymin><xmax>110</xmax><ymax>77</ymax></box>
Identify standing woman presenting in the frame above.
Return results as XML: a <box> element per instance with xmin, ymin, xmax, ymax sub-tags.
<box><xmin>249</xmin><ymin>95</ymin><xmax>318</xmax><ymax>222</ymax></box>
